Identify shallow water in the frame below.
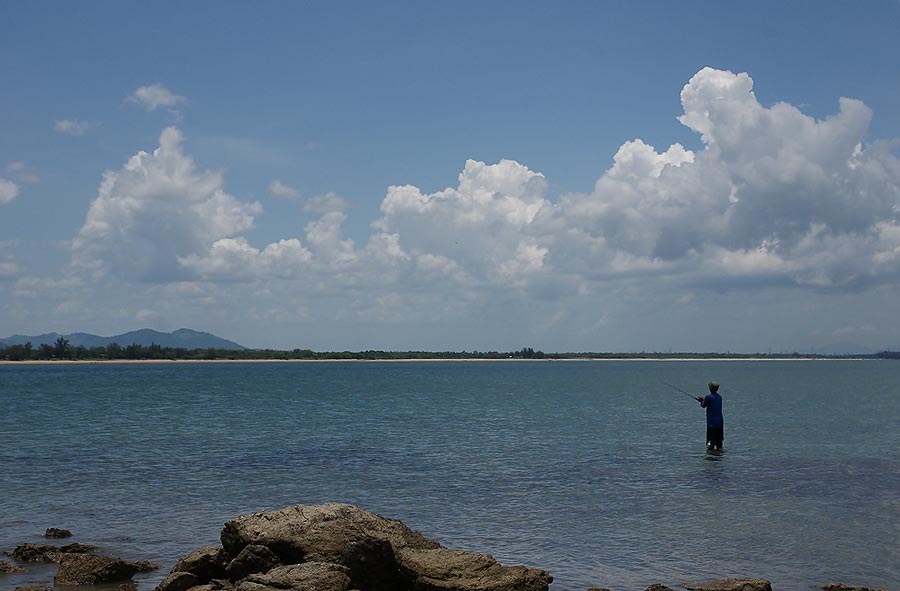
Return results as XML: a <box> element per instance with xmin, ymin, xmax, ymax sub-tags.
<box><xmin>1</xmin><ymin>360</ymin><xmax>898</xmax><ymax>590</ymax></box>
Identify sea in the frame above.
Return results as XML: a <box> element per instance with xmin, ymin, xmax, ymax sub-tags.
<box><xmin>1</xmin><ymin>360</ymin><xmax>898</xmax><ymax>591</ymax></box>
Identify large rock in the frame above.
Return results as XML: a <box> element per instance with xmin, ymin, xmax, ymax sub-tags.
<box><xmin>681</xmin><ymin>579</ymin><xmax>772</xmax><ymax>591</ymax></box>
<box><xmin>221</xmin><ymin>503</ymin><xmax>439</xmax><ymax>564</ymax></box>
<box><xmin>236</xmin><ymin>562</ymin><xmax>353</xmax><ymax>591</ymax></box>
<box><xmin>54</xmin><ymin>553</ymin><xmax>139</xmax><ymax>585</ymax></box>
<box><xmin>821</xmin><ymin>586</ymin><xmax>890</xmax><ymax>591</ymax></box>
<box><xmin>220</xmin><ymin>503</ymin><xmax>551</xmax><ymax>591</ymax></box>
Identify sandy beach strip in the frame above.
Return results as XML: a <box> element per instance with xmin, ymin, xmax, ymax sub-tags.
<box><xmin>0</xmin><ymin>356</ymin><xmax>871</xmax><ymax>365</ymax></box>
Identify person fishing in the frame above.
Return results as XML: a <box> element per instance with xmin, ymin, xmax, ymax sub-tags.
<box><xmin>696</xmin><ymin>381</ymin><xmax>724</xmax><ymax>450</ymax></box>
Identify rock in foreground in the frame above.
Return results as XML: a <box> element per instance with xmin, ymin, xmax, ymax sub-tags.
<box><xmin>164</xmin><ymin>502</ymin><xmax>552</xmax><ymax>591</ymax></box>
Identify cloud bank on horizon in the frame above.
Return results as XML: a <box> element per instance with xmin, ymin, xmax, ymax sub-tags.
<box><xmin>5</xmin><ymin>68</ymin><xmax>900</xmax><ymax>350</ymax></box>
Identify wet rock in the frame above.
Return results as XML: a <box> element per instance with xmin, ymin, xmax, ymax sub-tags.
<box><xmin>220</xmin><ymin>502</ymin><xmax>551</xmax><ymax>591</ymax></box>
<box><xmin>236</xmin><ymin>562</ymin><xmax>353</xmax><ymax>591</ymax></box>
<box><xmin>680</xmin><ymin>579</ymin><xmax>772</xmax><ymax>591</ymax></box>
<box><xmin>11</xmin><ymin>542</ymin><xmax>94</xmax><ymax>563</ymax></box>
<box><xmin>135</xmin><ymin>560</ymin><xmax>163</xmax><ymax>572</ymax></box>
<box><xmin>173</xmin><ymin>545</ymin><xmax>228</xmax><ymax>581</ymax></box>
<box><xmin>54</xmin><ymin>553</ymin><xmax>139</xmax><ymax>585</ymax></box>
<box><xmin>155</xmin><ymin>571</ymin><xmax>199</xmax><ymax>591</ymax></box>
<box><xmin>396</xmin><ymin>546</ymin><xmax>553</xmax><ymax>591</ymax></box>
<box><xmin>821</xmin><ymin>585</ymin><xmax>890</xmax><ymax>591</ymax></box>
<box><xmin>645</xmin><ymin>586</ymin><xmax>677</xmax><ymax>591</ymax></box>
<box><xmin>225</xmin><ymin>544</ymin><xmax>283</xmax><ymax>580</ymax></box>
<box><xmin>43</xmin><ymin>527</ymin><xmax>73</xmax><ymax>539</ymax></box>
<box><xmin>14</xmin><ymin>587</ymin><xmax>54</xmax><ymax>591</ymax></box>
<box><xmin>1</xmin><ymin>559</ymin><xmax>25</xmax><ymax>573</ymax></box>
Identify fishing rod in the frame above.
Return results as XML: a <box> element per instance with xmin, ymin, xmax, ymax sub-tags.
<box><xmin>662</xmin><ymin>382</ymin><xmax>700</xmax><ymax>400</ymax></box>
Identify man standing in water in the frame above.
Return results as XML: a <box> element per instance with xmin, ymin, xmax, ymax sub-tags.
<box><xmin>696</xmin><ymin>381</ymin><xmax>724</xmax><ymax>450</ymax></box>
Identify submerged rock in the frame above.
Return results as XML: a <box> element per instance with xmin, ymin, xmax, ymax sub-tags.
<box><xmin>134</xmin><ymin>559</ymin><xmax>164</xmax><ymax>572</ymax></box>
<box><xmin>681</xmin><ymin>579</ymin><xmax>772</xmax><ymax>591</ymax></box>
<box><xmin>43</xmin><ymin>527</ymin><xmax>73</xmax><ymax>539</ymax></box>
<box><xmin>53</xmin><ymin>553</ymin><xmax>140</xmax><ymax>585</ymax></box>
<box><xmin>11</xmin><ymin>542</ymin><xmax>95</xmax><ymax>563</ymax></box>
<box><xmin>1</xmin><ymin>559</ymin><xmax>25</xmax><ymax>573</ymax></box>
<box><xmin>821</xmin><ymin>585</ymin><xmax>891</xmax><ymax>591</ymax></box>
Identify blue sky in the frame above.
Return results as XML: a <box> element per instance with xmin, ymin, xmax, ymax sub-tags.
<box><xmin>2</xmin><ymin>1</ymin><xmax>900</xmax><ymax>352</ymax></box>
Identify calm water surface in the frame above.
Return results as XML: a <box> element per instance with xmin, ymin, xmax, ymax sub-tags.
<box><xmin>1</xmin><ymin>360</ymin><xmax>898</xmax><ymax>590</ymax></box>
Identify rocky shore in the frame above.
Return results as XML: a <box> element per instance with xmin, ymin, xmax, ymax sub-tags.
<box><xmin>1</xmin><ymin>503</ymin><xmax>892</xmax><ymax>591</ymax></box>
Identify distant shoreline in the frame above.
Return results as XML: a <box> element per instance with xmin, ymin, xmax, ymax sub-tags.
<box><xmin>0</xmin><ymin>356</ymin><xmax>876</xmax><ymax>365</ymax></box>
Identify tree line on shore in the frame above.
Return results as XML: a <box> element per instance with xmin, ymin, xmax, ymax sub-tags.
<box><xmin>2</xmin><ymin>337</ymin><xmax>898</xmax><ymax>361</ymax></box>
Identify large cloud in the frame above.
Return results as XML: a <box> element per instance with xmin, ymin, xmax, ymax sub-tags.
<box><xmin>376</xmin><ymin>158</ymin><xmax>551</xmax><ymax>286</ymax></box>
<box><xmin>543</xmin><ymin>67</ymin><xmax>900</xmax><ymax>289</ymax></box>
<box><xmin>72</xmin><ymin>127</ymin><xmax>261</xmax><ymax>281</ymax></box>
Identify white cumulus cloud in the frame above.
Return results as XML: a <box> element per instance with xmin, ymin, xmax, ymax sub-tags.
<box><xmin>72</xmin><ymin>127</ymin><xmax>261</xmax><ymax>281</ymax></box>
<box><xmin>542</xmin><ymin>67</ymin><xmax>900</xmax><ymax>290</ymax></box>
<box><xmin>127</xmin><ymin>83</ymin><xmax>187</xmax><ymax>112</ymax></box>
<box><xmin>376</xmin><ymin>158</ymin><xmax>550</xmax><ymax>285</ymax></box>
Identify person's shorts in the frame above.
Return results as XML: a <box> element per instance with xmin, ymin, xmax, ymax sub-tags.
<box><xmin>706</xmin><ymin>426</ymin><xmax>724</xmax><ymax>446</ymax></box>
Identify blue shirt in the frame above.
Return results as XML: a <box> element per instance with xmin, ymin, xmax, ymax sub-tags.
<box><xmin>700</xmin><ymin>392</ymin><xmax>723</xmax><ymax>428</ymax></box>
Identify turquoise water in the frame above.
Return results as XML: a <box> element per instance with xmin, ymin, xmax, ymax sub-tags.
<box><xmin>1</xmin><ymin>360</ymin><xmax>898</xmax><ymax>590</ymax></box>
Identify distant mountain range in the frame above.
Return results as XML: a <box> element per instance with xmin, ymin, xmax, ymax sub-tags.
<box><xmin>0</xmin><ymin>328</ymin><xmax>247</xmax><ymax>350</ymax></box>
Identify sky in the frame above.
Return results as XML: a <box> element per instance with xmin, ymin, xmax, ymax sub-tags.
<box><xmin>2</xmin><ymin>1</ymin><xmax>900</xmax><ymax>353</ymax></box>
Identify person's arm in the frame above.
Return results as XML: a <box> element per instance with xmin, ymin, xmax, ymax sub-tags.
<box><xmin>697</xmin><ymin>395</ymin><xmax>706</xmax><ymax>406</ymax></box>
